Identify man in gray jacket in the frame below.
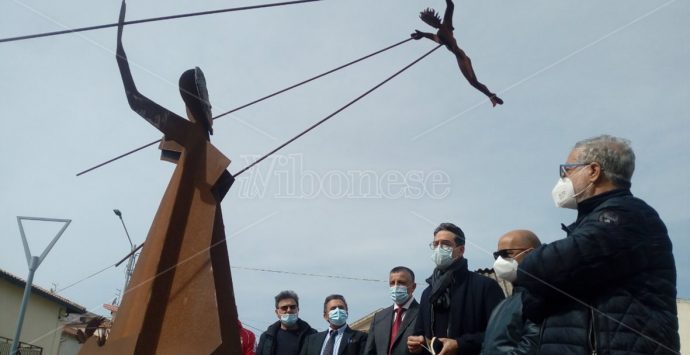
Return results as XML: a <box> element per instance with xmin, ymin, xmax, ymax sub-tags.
<box><xmin>481</xmin><ymin>230</ymin><xmax>541</xmax><ymax>355</ymax></box>
<box><xmin>365</xmin><ymin>266</ymin><xmax>419</xmax><ymax>355</ymax></box>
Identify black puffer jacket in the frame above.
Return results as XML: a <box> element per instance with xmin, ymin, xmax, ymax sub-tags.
<box><xmin>256</xmin><ymin>319</ymin><xmax>317</xmax><ymax>355</ymax></box>
<box><xmin>517</xmin><ymin>189</ymin><xmax>679</xmax><ymax>354</ymax></box>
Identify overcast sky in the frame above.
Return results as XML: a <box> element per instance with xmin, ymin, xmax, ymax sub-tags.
<box><xmin>1</xmin><ymin>0</ymin><xmax>688</xmax><ymax>338</ymax></box>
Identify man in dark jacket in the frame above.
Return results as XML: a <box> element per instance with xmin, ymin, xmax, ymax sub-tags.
<box><xmin>300</xmin><ymin>294</ymin><xmax>367</xmax><ymax>355</ymax></box>
<box><xmin>481</xmin><ymin>230</ymin><xmax>541</xmax><ymax>355</ymax></box>
<box><xmin>257</xmin><ymin>290</ymin><xmax>317</xmax><ymax>355</ymax></box>
<box><xmin>518</xmin><ymin>135</ymin><xmax>680</xmax><ymax>354</ymax></box>
<box><xmin>408</xmin><ymin>223</ymin><xmax>505</xmax><ymax>355</ymax></box>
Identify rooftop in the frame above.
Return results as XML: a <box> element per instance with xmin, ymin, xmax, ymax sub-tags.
<box><xmin>0</xmin><ymin>268</ymin><xmax>86</xmax><ymax>314</ymax></box>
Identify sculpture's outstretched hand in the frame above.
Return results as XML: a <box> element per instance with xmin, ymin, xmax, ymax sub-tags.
<box><xmin>490</xmin><ymin>95</ymin><xmax>504</xmax><ymax>107</ymax></box>
<box><xmin>118</xmin><ymin>0</ymin><xmax>126</xmax><ymax>35</ymax></box>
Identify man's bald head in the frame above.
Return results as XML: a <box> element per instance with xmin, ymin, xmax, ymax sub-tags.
<box><xmin>496</xmin><ymin>230</ymin><xmax>541</xmax><ymax>263</ymax></box>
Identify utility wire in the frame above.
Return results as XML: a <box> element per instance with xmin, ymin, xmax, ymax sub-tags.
<box><xmin>57</xmin><ymin>263</ymin><xmax>116</xmax><ymax>293</ymax></box>
<box><xmin>0</xmin><ymin>0</ymin><xmax>321</xmax><ymax>44</ymax></box>
<box><xmin>232</xmin><ymin>44</ymin><xmax>443</xmax><ymax>177</ymax></box>
<box><xmin>76</xmin><ymin>37</ymin><xmax>414</xmax><ymax>177</ymax></box>
<box><xmin>232</xmin><ymin>266</ymin><xmax>385</xmax><ymax>283</ymax></box>
<box><xmin>56</xmin><ymin>245</ymin><xmax>385</xmax><ymax>294</ymax></box>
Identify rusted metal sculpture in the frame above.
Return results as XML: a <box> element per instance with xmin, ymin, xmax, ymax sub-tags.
<box><xmin>411</xmin><ymin>0</ymin><xmax>503</xmax><ymax>107</ymax></box>
<box><xmin>78</xmin><ymin>1</ymin><xmax>241</xmax><ymax>354</ymax></box>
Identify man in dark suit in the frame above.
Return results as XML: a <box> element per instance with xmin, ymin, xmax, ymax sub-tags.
<box><xmin>407</xmin><ymin>223</ymin><xmax>504</xmax><ymax>355</ymax></box>
<box><xmin>300</xmin><ymin>294</ymin><xmax>367</xmax><ymax>355</ymax></box>
<box><xmin>365</xmin><ymin>266</ymin><xmax>419</xmax><ymax>355</ymax></box>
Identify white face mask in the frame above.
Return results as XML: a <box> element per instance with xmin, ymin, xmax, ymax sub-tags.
<box><xmin>551</xmin><ymin>177</ymin><xmax>578</xmax><ymax>209</ymax></box>
<box><xmin>493</xmin><ymin>256</ymin><xmax>518</xmax><ymax>282</ymax></box>
<box><xmin>552</xmin><ymin>165</ymin><xmax>593</xmax><ymax>209</ymax></box>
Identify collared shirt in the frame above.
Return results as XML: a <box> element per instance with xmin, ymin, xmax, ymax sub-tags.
<box><xmin>393</xmin><ymin>296</ymin><xmax>415</xmax><ymax>323</ymax></box>
<box><xmin>320</xmin><ymin>325</ymin><xmax>346</xmax><ymax>355</ymax></box>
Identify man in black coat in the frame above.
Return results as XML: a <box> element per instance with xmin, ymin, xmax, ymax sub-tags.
<box><xmin>257</xmin><ymin>290</ymin><xmax>317</xmax><ymax>355</ymax></box>
<box><xmin>364</xmin><ymin>266</ymin><xmax>419</xmax><ymax>355</ymax></box>
<box><xmin>300</xmin><ymin>294</ymin><xmax>367</xmax><ymax>355</ymax></box>
<box><xmin>481</xmin><ymin>230</ymin><xmax>541</xmax><ymax>355</ymax></box>
<box><xmin>518</xmin><ymin>134</ymin><xmax>680</xmax><ymax>354</ymax></box>
<box><xmin>408</xmin><ymin>223</ymin><xmax>505</xmax><ymax>355</ymax></box>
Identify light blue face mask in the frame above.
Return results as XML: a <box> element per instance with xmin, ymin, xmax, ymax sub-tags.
<box><xmin>280</xmin><ymin>313</ymin><xmax>298</xmax><ymax>327</ymax></box>
<box><xmin>328</xmin><ymin>308</ymin><xmax>348</xmax><ymax>326</ymax></box>
<box><xmin>431</xmin><ymin>245</ymin><xmax>454</xmax><ymax>268</ymax></box>
<box><xmin>389</xmin><ymin>285</ymin><xmax>410</xmax><ymax>305</ymax></box>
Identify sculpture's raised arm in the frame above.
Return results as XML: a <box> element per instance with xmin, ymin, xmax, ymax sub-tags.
<box><xmin>116</xmin><ymin>0</ymin><xmax>189</xmax><ymax>143</ymax></box>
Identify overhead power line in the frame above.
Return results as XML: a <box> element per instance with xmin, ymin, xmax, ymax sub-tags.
<box><xmin>57</xmin><ymin>241</ymin><xmax>385</xmax><ymax>296</ymax></box>
<box><xmin>0</xmin><ymin>0</ymin><xmax>322</xmax><ymax>44</ymax></box>
<box><xmin>57</xmin><ymin>263</ymin><xmax>116</xmax><ymax>293</ymax></box>
<box><xmin>76</xmin><ymin>37</ymin><xmax>414</xmax><ymax>176</ymax></box>
<box><xmin>232</xmin><ymin>266</ymin><xmax>385</xmax><ymax>283</ymax></box>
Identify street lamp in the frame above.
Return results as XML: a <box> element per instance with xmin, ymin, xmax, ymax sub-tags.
<box><xmin>11</xmin><ymin>216</ymin><xmax>71</xmax><ymax>355</ymax></box>
<box><xmin>113</xmin><ymin>209</ymin><xmax>136</xmax><ymax>297</ymax></box>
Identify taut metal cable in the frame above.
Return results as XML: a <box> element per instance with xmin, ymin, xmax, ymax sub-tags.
<box><xmin>0</xmin><ymin>0</ymin><xmax>321</xmax><ymax>44</ymax></box>
<box><xmin>232</xmin><ymin>44</ymin><xmax>443</xmax><ymax>178</ymax></box>
<box><xmin>76</xmin><ymin>38</ymin><xmax>414</xmax><ymax>176</ymax></box>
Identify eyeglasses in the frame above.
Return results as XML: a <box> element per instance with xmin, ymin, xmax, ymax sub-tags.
<box><xmin>278</xmin><ymin>304</ymin><xmax>298</xmax><ymax>311</ymax></box>
<box><xmin>559</xmin><ymin>163</ymin><xmax>590</xmax><ymax>178</ymax></box>
<box><xmin>429</xmin><ymin>240</ymin><xmax>455</xmax><ymax>250</ymax></box>
<box><xmin>492</xmin><ymin>249</ymin><xmax>527</xmax><ymax>260</ymax></box>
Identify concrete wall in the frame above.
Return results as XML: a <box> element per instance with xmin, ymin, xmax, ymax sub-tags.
<box><xmin>0</xmin><ymin>280</ymin><xmax>65</xmax><ymax>355</ymax></box>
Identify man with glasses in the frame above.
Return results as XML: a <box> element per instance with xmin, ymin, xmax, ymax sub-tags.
<box><xmin>518</xmin><ymin>135</ymin><xmax>679</xmax><ymax>354</ymax></box>
<box><xmin>257</xmin><ymin>290</ymin><xmax>317</xmax><ymax>355</ymax></box>
<box><xmin>480</xmin><ymin>230</ymin><xmax>541</xmax><ymax>355</ymax></box>
<box><xmin>407</xmin><ymin>223</ymin><xmax>504</xmax><ymax>355</ymax></box>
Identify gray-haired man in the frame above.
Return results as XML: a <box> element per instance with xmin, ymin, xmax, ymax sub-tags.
<box><xmin>518</xmin><ymin>135</ymin><xmax>680</xmax><ymax>354</ymax></box>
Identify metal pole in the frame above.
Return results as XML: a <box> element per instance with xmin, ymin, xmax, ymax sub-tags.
<box><xmin>114</xmin><ymin>209</ymin><xmax>135</xmax><ymax>292</ymax></box>
<box><xmin>10</xmin><ymin>256</ymin><xmax>39</xmax><ymax>355</ymax></box>
<box><xmin>12</xmin><ymin>216</ymin><xmax>70</xmax><ymax>355</ymax></box>
<box><xmin>114</xmin><ymin>209</ymin><xmax>134</xmax><ymax>250</ymax></box>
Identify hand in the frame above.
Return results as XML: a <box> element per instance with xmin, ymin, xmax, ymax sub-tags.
<box><xmin>436</xmin><ymin>338</ymin><xmax>459</xmax><ymax>355</ymax></box>
<box><xmin>117</xmin><ymin>0</ymin><xmax>127</xmax><ymax>40</ymax></box>
<box><xmin>407</xmin><ymin>335</ymin><xmax>425</xmax><ymax>354</ymax></box>
<box><xmin>411</xmin><ymin>30</ymin><xmax>424</xmax><ymax>40</ymax></box>
<box><xmin>490</xmin><ymin>94</ymin><xmax>504</xmax><ymax>107</ymax></box>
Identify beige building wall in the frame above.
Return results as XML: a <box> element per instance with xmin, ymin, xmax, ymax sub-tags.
<box><xmin>0</xmin><ymin>280</ymin><xmax>66</xmax><ymax>355</ymax></box>
<box><xmin>678</xmin><ymin>298</ymin><xmax>689</xmax><ymax>355</ymax></box>
<box><xmin>58</xmin><ymin>336</ymin><xmax>82</xmax><ymax>355</ymax></box>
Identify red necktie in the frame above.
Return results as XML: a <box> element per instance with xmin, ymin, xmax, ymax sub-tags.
<box><xmin>389</xmin><ymin>307</ymin><xmax>405</xmax><ymax>354</ymax></box>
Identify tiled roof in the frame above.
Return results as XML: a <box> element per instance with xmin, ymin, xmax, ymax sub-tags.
<box><xmin>0</xmin><ymin>268</ymin><xmax>86</xmax><ymax>314</ymax></box>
